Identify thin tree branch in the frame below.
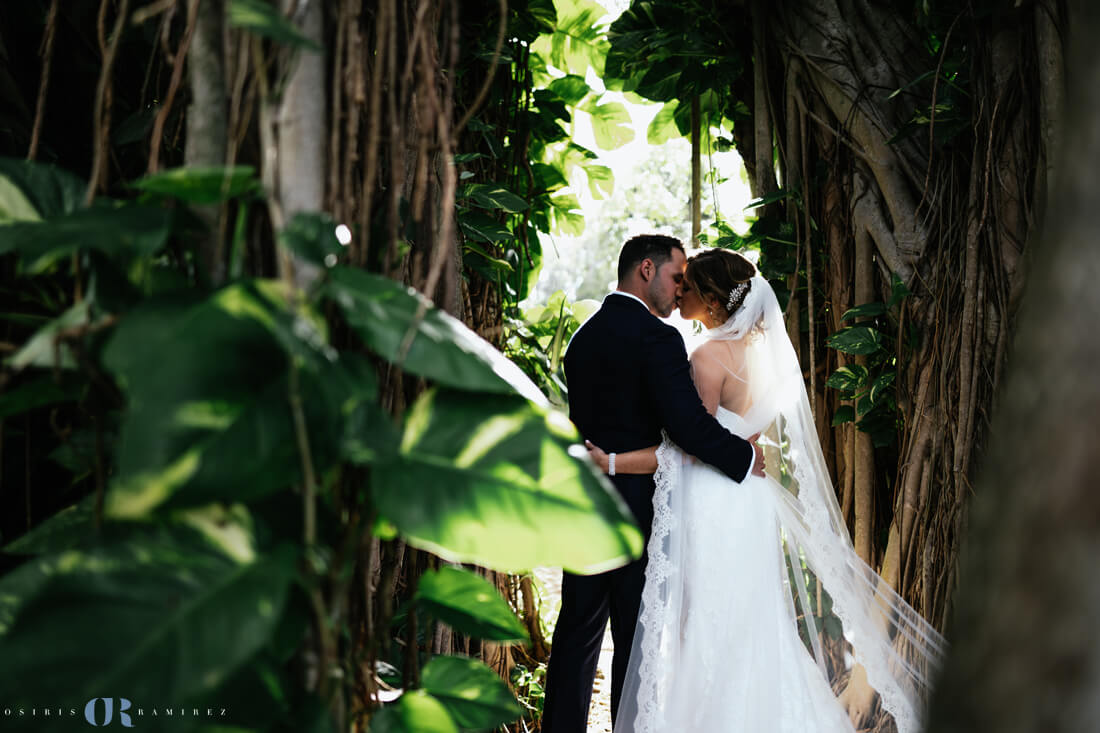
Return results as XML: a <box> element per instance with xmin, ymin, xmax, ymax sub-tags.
<box><xmin>27</xmin><ymin>0</ymin><xmax>60</xmax><ymax>161</ymax></box>
<box><xmin>148</xmin><ymin>0</ymin><xmax>200</xmax><ymax>173</ymax></box>
<box><xmin>86</xmin><ymin>0</ymin><xmax>133</xmax><ymax>204</ymax></box>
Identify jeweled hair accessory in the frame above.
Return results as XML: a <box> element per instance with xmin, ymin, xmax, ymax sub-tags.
<box><xmin>726</xmin><ymin>281</ymin><xmax>749</xmax><ymax>311</ymax></box>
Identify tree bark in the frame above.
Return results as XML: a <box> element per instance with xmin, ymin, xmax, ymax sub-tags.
<box><xmin>739</xmin><ymin>1</ymin><xmax>1066</xmax><ymax>626</ymax></box>
<box><xmin>928</xmin><ymin>7</ymin><xmax>1100</xmax><ymax>728</ymax></box>
<box><xmin>185</xmin><ymin>0</ymin><xmax>229</xmax><ymax>284</ymax></box>
<box><xmin>276</xmin><ymin>0</ymin><xmax>325</xmax><ymax>289</ymax></box>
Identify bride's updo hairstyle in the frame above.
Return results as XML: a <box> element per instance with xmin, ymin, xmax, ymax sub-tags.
<box><xmin>685</xmin><ymin>248</ymin><xmax>756</xmax><ymax>320</ymax></box>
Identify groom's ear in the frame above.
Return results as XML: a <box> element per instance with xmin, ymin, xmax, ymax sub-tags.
<box><xmin>639</xmin><ymin>258</ymin><xmax>654</xmax><ymax>281</ymax></box>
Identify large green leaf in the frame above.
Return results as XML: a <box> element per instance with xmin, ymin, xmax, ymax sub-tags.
<box><xmin>101</xmin><ymin>281</ymin><xmax>366</xmax><ymax>515</ymax></box>
<box><xmin>514</xmin><ymin>0</ymin><xmax>557</xmax><ymax>41</ymax></box>
<box><xmin>635</xmin><ymin>59</ymin><xmax>683</xmax><ymax>102</ymax></box>
<box><xmin>840</xmin><ymin>302</ymin><xmax>887</xmax><ymax>322</ymax></box>
<box><xmin>463</xmin><ymin>241</ymin><xmax>515</xmax><ymax>280</ymax></box>
<box><xmin>370</xmin><ymin>691</ymin><xmax>458</xmax><ymax>733</ymax></box>
<box><xmin>531</xmin><ymin>0</ymin><xmax>611</xmax><ymax>74</ymax></box>
<box><xmin>549</xmin><ymin>141</ymin><xmax>598</xmax><ymax>182</ymax></box>
<box><xmin>0</xmin><ymin>175</ymin><xmax>40</xmax><ymax>222</ymax></box>
<box><xmin>547</xmin><ymin>74</ymin><xmax>591</xmax><ymax>105</ymax></box>
<box><xmin>0</xmin><ymin>204</ymin><xmax>173</xmax><ymax>273</ymax></box>
<box><xmin>870</xmin><ymin>371</ymin><xmax>896</xmax><ymax>403</ymax></box>
<box><xmin>0</xmin><ymin>525</ymin><xmax>297</xmax><ymax>709</ymax></box>
<box><xmin>856</xmin><ymin>409</ymin><xmax>899</xmax><ymax>448</ymax></box>
<box><xmin>745</xmin><ymin>188</ymin><xmax>798</xmax><ymax>211</ymax></box>
<box><xmin>825</xmin><ymin>365</ymin><xmax>869</xmax><ymax>394</ymax></box>
<box><xmin>132</xmin><ymin>165</ymin><xmax>259</xmax><ymax>204</ymax></box>
<box><xmin>583</xmin><ymin>163</ymin><xmax>614</xmax><ymax>200</ymax></box>
<box><xmin>420</xmin><ymin>656</ymin><xmax>523</xmax><ymax>729</ymax></box>
<box><xmin>416</xmin><ymin>567</ymin><xmax>528</xmax><ymax>642</ymax></box>
<box><xmin>831</xmin><ymin>405</ymin><xmax>856</xmax><ymax>426</ymax></box>
<box><xmin>548</xmin><ymin>192</ymin><xmax>585</xmax><ymax>236</ymax></box>
<box><xmin>323</xmin><ymin>268</ymin><xmax>546</xmax><ymax>405</ymax></box>
<box><xmin>373</xmin><ymin>389</ymin><xmax>642</xmax><ymax>574</ymax></box>
<box><xmin>460</xmin><ymin>183</ymin><xmax>529</xmax><ymax>213</ymax></box>
<box><xmin>826</xmin><ymin>326</ymin><xmax>884</xmax><ymax>356</ymax></box>
<box><xmin>0</xmin><ymin>157</ymin><xmax>85</xmax><ymax>221</ymax></box>
<box><xmin>228</xmin><ymin>0</ymin><xmax>321</xmax><ymax>50</ymax></box>
<box><xmin>102</xmin><ymin>285</ymin><xmax>289</xmax><ymax>513</ymax></box>
<box><xmin>0</xmin><ymin>374</ymin><xmax>82</xmax><ymax>418</ymax></box>
<box><xmin>530</xmin><ymin>162</ymin><xmax>569</xmax><ymax>194</ymax></box>
<box><xmin>581</xmin><ymin>98</ymin><xmax>634</xmax><ymax>150</ymax></box>
<box><xmin>5</xmin><ymin>300</ymin><xmax>93</xmax><ymax>371</ymax></box>
<box><xmin>646</xmin><ymin>100</ymin><xmax>682</xmax><ymax>144</ymax></box>
<box><xmin>457</xmin><ymin>211</ymin><xmax>513</xmax><ymax>244</ymax></box>
<box><xmin>320</xmin><ymin>352</ymin><xmax>398</xmax><ymax>465</ymax></box>
<box><xmin>2</xmin><ymin>496</ymin><xmax>96</xmax><ymax>555</ymax></box>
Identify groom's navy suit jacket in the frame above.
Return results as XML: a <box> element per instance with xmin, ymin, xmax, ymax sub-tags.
<box><xmin>564</xmin><ymin>292</ymin><xmax>752</xmax><ymax>531</ymax></box>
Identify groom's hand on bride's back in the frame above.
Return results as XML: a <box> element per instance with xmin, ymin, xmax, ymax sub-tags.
<box><xmin>748</xmin><ymin>433</ymin><xmax>765</xmax><ymax>477</ymax></box>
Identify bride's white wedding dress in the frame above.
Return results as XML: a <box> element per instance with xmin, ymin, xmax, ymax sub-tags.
<box><xmin>628</xmin><ymin>408</ymin><xmax>856</xmax><ymax>733</ymax></box>
<box><xmin>616</xmin><ymin>275</ymin><xmax>946</xmax><ymax>733</ymax></box>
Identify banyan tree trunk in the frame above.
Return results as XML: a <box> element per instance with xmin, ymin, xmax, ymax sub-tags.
<box><xmin>927</xmin><ymin>5</ymin><xmax>1100</xmax><ymax>727</ymax></box>
<box><xmin>734</xmin><ymin>0</ymin><xmax>1066</xmax><ymax>626</ymax></box>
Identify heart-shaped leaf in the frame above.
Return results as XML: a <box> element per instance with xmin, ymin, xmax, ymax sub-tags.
<box><xmin>373</xmin><ymin>389</ymin><xmax>642</xmax><ymax>574</ymax></box>
<box><xmin>416</xmin><ymin>567</ymin><xmax>528</xmax><ymax>642</ymax></box>
<box><xmin>421</xmin><ymin>656</ymin><xmax>523</xmax><ymax>729</ymax></box>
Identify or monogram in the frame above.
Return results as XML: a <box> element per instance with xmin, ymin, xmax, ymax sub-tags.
<box><xmin>83</xmin><ymin>698</ymin><xmax>134</xmax><ymax>728</ymax></box>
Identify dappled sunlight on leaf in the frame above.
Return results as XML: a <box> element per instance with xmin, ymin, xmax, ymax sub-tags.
<box><xmin>416</xmin><ymin>567</ymin><xmax>529</xmax><ymax>642</ymax></box>
<box><xmin>106</xmin><ymin>448</ymin><xmax>202</xmax><ymax>518</ymax></box>
<box><xmin>370</xmin><ymin>690</ymin><xmax>459</xmax><ymax>733</ymax></box>
<box><xmin>454</xmin><ymin>414</ymin><xmax>529</xmax><ymax>468</ymax></box>
<box><xmin>131</xmin><ymin>165</ymin><xmax>259</xmax><ymax>204</ymax></box>
<box><xmin>374</xmin><ymin>389</ymin><xmax>642</xmax><ymax>574</ymax></box>
<box><xmin>325</xmin><ymin>268</ymin><xmax>548</xmax><ymax>405</ymax></box>
<box><xmin>420</xmin><ymin>655</ymin><xmax>524</xmax><ymax>728</ymax></box>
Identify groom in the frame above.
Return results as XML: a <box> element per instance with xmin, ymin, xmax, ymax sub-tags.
<box><xmin>542</xmin><ymin>234</ymin><xmax>764</xmax><ymax>731</ymax></box>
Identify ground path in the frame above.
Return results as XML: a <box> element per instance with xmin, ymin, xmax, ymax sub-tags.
<box><xmin>532</xmin><ymin>567</ymin><xmax>614</xmax><ymax>733</ymax></box>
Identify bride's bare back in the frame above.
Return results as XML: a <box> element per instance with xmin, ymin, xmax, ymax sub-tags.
<box><xmin>689</xmin><ymin>338</ymin><xmax>752</xmax><ymax>417</ymax></box>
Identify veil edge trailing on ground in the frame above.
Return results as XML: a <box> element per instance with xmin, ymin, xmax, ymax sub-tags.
<box><xmin>616</xmin><ymin>273</ymin><xmax>947</xmax><ymax>733</ymax></box>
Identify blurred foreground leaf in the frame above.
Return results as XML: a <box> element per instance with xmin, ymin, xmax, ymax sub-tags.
<box><xmin>416</xmin><ymin>567</ymin><xmax>529</xmax><ymax>642</ymax></box>
<box><xmin>324</xmin><ymin>268</ymin><xmax>547</xmax><ymax>404</ymax></box>
<box><xmin>0</xmin><ymin>526</ymin><xmax>296</xmax><ymax>708</ymax></box>
<box><xmin>373</xmin><ymin>389</ymin><xmax>642</xmax><ymax>574</ymax></box>
<box><xmin>421</xmin><ymin>655</ymin><xmax>523</xmax><ymax>729</ymax></box>
<box><xmin>369</xmin><ymin>691</ymin><xmax>458</xmax><ymax>733</ymax></box>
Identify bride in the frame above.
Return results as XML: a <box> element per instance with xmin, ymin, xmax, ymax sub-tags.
<box><xmin>585</xmin><ymin>248</ymin><xmax>947</xmax><ymax>733</ymax></box>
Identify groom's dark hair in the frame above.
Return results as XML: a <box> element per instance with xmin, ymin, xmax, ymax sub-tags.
<box><xmin>617</xmin><ymin>234</ymin><xmax>685</xmax><ymax>282</ymax></box>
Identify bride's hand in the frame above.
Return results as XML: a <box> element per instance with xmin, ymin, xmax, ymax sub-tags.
<box><xmin>584</xmin><ymin>440</ymin><xmax>610</xmax><ymax>473</ymax></box>
<box><xmin>748</xmin><ymin>432</ymin><xmax>766</xmax><ymax>477</ymax></box>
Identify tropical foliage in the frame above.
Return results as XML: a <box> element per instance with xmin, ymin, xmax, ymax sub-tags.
<box><xmin>0</xmin><ymin>0</ymin><xmax>651</xmax><ymax>729</ymax></box>
<box><xmin>0</xmin><ymin>156</ymin><xmax>642</xmax><ymax>730</ymax></box>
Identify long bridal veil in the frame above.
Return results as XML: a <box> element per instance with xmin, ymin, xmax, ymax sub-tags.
<box><xmin>616</xmin><ymin>273</ymin><xmax>947</xmax><ymax>733</ymax></box>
